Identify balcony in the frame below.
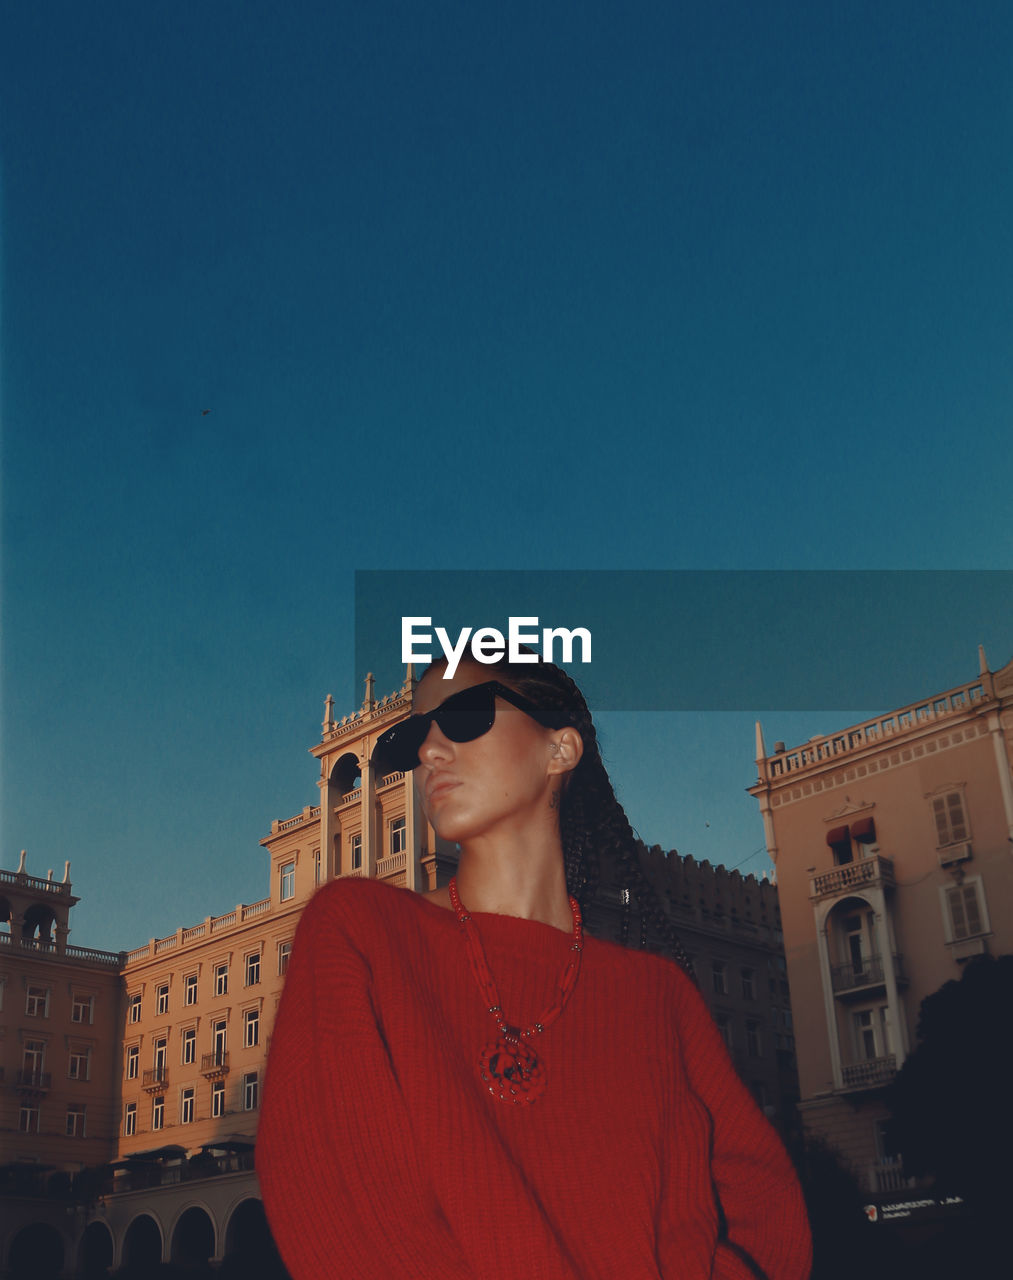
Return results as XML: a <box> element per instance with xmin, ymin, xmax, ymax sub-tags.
<box><xmin>15</xmin><ymin>1069</ymin><xmax>51</xmax><ymax>1091</ymax></box>
<box><xmin>830</xmin><ymin>953</ymin><xmax>907</xmax><ymax>996</ymax></box>
<box><xmin>840</xmin><ymin>1055</ymin><xmax>897</xmax><ymax>1093</ymax></box>
<box><xmin>201</xmin><ymin>1050</ymin><xmax>229</xmax><ymax>1079</ymax></box>
<box><xmin>811</xmin><ymin>855</ymin><xmax>895</xmax><ymax>901</ymax></box>
<box><xmin>142</xmin><ymin>1066</ymin><xmax>169</xmax><ymax>1092</ymax></box>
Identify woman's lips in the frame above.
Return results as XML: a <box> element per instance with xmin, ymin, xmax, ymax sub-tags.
<box><xmin>426</xmin><ymin>777</ymin><xmax>460</xmax><ymax>805</ymax></box>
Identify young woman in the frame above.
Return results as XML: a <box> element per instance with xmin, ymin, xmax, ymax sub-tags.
<box><xmin>257</xmin><ymin>656</ymin><xmax>812</xmax><ymax>1279</ymax></box>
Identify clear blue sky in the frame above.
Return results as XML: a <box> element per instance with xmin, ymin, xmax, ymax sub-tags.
<box><xmin>2</xmin><ymin>3</ymin><xmax>1011</xmax><ymax>951</ymax></box>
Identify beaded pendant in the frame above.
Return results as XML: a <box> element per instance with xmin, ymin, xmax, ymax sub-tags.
<box><xmin>478</xmin><ymin>1034</ymin><xmax>547</xmax><ymax>1104</ymax></box>
<box><xmin>449</xmin><ymin>876</ymin><xmax>583</xmax><ymax>1106</ymax></box>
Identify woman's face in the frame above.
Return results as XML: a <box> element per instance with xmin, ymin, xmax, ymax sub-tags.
<box><xmin>411</xmin><ymin>662</ymin><xmax>565</xmax><ymax>846</ymax></box>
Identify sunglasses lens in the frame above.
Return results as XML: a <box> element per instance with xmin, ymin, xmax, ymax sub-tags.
<box><xmin>376</xmin><ymin>684</ymin><xmax>501</xmax><ymax>771</ymax></box>
<box><xmin>435</xmin><ymin>685</ymin><xmax>496</xmax><ymax>743</ymax></box>
<box><xmin>377</xmin><ymin>721</ymin><xmax>427</xmax><ymax>773</ymax></box>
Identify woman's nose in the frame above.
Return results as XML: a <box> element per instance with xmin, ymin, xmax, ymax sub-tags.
<box><xmin>416</xmin><ymin>719</ymin><xmax>452</xmax><ymax>764</ymax></box>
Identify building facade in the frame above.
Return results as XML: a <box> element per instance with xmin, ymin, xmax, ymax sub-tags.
<box><xmin>749</xmin><ymin>648</ymin><xmax>1013</xmax><ymax>1195</ymax></box>
<box><xmin>3</xmin><ymin>668</ymin><xmax>797</xmax><ymax>1276</ymax></box>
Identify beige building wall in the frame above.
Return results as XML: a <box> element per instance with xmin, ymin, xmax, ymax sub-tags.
<box><xmin>750</xmin><ymin>649</ymin><xmax>1013</xmax><ymax>1192</ymax></box>
<box><xmin>0</xmin><ymin>855</ymin><xmax>123</xmax><ymax>1172</ymax></box>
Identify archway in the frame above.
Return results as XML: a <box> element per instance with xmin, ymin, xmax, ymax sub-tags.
<box><xmin>77</xmin><ymin>1220</ymin><xmax>114</xmax><ymax>1278</ymax></box>
<box><xmin>170</xmin><ymin>1205</ymin><xmax>215</xmax><ymax>1270</ymax></box>
<box><xmin>121</xmin><ymin>1213</ymin><xmax>162</xmax><ymax>1272</ymax></box>
<box><xmin>8</xmin><ymin>1222</ymin><xmax>63</xmax><ymax>1280</ymax></box>
<box><xmin>330</xmin><ymin>751</ymin><xmax>361</xmax><ymax>795</ymax></box>
<box><xmin>22</xmin><ymin>902</ymin><xmax>56</xmax><ymax>944</ymax></box>
<box><xmin>220</xmin><ymin>1198</ymin><xmax>290</xmax><ymax>1279</ymax></box>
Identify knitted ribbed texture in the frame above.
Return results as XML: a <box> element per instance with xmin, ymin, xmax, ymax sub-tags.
<box><xmin>257</xmin><ymin>878</ymin><xmax>811</xmax><ymax>1280</ymax></box>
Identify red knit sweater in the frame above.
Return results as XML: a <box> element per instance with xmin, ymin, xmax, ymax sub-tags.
<box><xmin>257</xmin><ymin>878</ymin><xmax>811</xmax><ymax>1279</ymax></box>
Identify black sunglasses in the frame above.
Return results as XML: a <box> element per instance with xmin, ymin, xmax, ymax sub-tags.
<box><xmin>374</xmin><ymin>681</ymin><xmax>564</xmax><ymax>772</ymax></box>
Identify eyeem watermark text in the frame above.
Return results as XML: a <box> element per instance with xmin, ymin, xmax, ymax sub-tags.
<box><xmin>402</xmin><ymin>616</ymin><xmax>592</xmax><ymax>678</ymax></box>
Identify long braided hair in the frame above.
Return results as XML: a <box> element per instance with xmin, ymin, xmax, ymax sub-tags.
<box><xmin>432</xmin><ymin>653</ymin><xmax>693</xmax><ymax>975</ymax></box>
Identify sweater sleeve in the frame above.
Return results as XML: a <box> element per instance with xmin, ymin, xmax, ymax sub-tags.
<box><xmin>256</xmin><ymin>885</ymin><xmax>477</xmax><ymax>1280</ymax></box>
<box><xmin>670</xmin><ymin>971</ymin><xmax>812</xmax><ymax>1280</ymax></box>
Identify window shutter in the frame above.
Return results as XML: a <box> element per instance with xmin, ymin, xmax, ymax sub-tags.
<box><xmin>946</xmin><ymin>885</ymin><xmax>968</xmax><ymax>939</ymax></box>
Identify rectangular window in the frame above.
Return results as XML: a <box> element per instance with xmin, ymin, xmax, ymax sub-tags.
<box><xmin>740</xmin><ymin>968</ymin><xmax>755</xmax><ymax>1001</ymax></box>
<box><xmin>156</xmin><ymin>983</ymin><xmax>169</xmax><ymax>1016</ymax></box>
<box><xmin>66</xmin><ymin>1104</ymin><xmax>87</xmax><ymax>1138</ymax></box>
<box><xmin>853</xmin><ymin>1007</ymin><xmax>892</xmax><ymax>1060</ymax></box>
<box><xmin>243</xmin><ymin>1071</ymin><xmax>259</xmax><ymax>1111</ymax></box>
<box><xmin>244</xmin><ymin>1008</ymin><xmax>260</xmax><ymax>1048</ymax></box>
<box><xmin>22</xmin><ymin>1040</ymin><xmax>46</xmax><ymax>1085</ymax></box>
<box><xmin>152</xmin><ymin>1096</ymin><xmax>164</xmax><ymax>1131</ymax></box>
<box><xmin>713</xmin><ymin>1013</ymin><xmax>733</xmax><ymax>1051</ymax></box>
<box><xmin>314</xmin><ymin>849</ymin><xmax>321</xmax><ymax>884</ymax></box>
<box><xmin>213</xmin><ymin>1020</ymin><xmax>227</xmax><ymax>1062</ymax></box>
<box><xmin>933</xmin><ymin>791</ymin><xmax>968</xmax><ymax>847</ymax></box>
<box><xmin>69</xmin><ymin>1048</ymin><xmax>91</xmax><ymax>1081</ymax></box>
<box><xmin>152</xmin><ymin>1038</ymin><xmax>167</xmax><ymax>1085</ymax></box>
<box><xmin>945</xmin><ymin>880</ymin><xmax>986</xmax><ymax>941</ymax></box>
<box><xmin>128</xmin><ymin>993</ymin><xmax>142</xmax><ymax>1023</ymax></box>
<box><xmin>72</xmin><ymin>993</ymin><xmax>93</xmax><ymax>1024</ymax></box>
<box><xmin>745</xmin><ymin>1020</ymin><xmax>762</xmax><ymax>1058</ymax></box>
<box><xmin>182</xmin><ymin>1028</ymin><xmax>196</xmax><ymax>1065</ymax></box>
<box><xmin>390</xmin><ymin>816</ymin><xmax>407</xmax><ymax>855</ymax></box>
<box><xmin>124</xmin><ymin>1102</ymin><xmax>137</xmax><ymax>1136</ymax></box>
<box><xmin>711</xmin><ymin>961</ymin><xmax>727</xmax><ymax>996</ymax></box>
<box><xmin>184</xmin><ymin>973</ymin><xmax>198</xmax><ymax>1005</ymax></box>
<box><xmin>212</xmin><ymin>1079</ymin><xmax>225</xmax><ymax>1118</ymax></box>
<box><xmin>245</xmin><ymin>952</ymin><xmax>261</xmax><ymax>986</ymax></box>
<box><xmin>180</xmin><ymin>1088</ymin><xmax>195</xmax><ymax>1124</ymax></box>
<box><xmin>126</xmin><ymin>1044</ymin><xmax>139</xmax><ymax>1079</ymax></box>
<box><xmin>25</xmin><ymin>985</ymin><xmax>49</xmax><ymax>1017</ymax></box>
<box><xmin>20</xmin><ymin>1104</ymin><xmax>41</xmax><ymax>1134</ymax></box>
<box><xmin>350</xmin><ymin>834</ymin><xmax>363</xmax><ymax>871</ymax></box>
<box><xmin>214</xmin><ymin>963</ymin><xmax>229</xmax><ymax>997</ymax></box>
<box><xmin>278</xmin><ymin>940</ymin><xmax>291</xmax><ymax>976</ymax></box>
<box><xmin>280</xmin><ymin>861</ymin><xmax>295</xmax><ymax>901</ymax></box>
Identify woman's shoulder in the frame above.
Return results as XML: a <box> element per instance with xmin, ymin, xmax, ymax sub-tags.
<box><xmin>304</xmin><ymin>874</ymin><xmax>422</xmax><ymax>918</ymax></box>
<box><xmin>298</xmin><ymin>876</ymin><xmax>449</xmax><ymax>942</ymax></box>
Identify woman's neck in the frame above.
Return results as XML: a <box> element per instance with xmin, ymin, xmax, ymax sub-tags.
<box><xmin>441</xmin><ymin>837</ymin><xmax>574</xmax><ymax>932</ymax></box>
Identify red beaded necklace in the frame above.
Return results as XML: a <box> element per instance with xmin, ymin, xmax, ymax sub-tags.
<box><xmin>448</xmin><ymin>875</ymin><xmax>584</xmax><ymax>1105</ymax></box>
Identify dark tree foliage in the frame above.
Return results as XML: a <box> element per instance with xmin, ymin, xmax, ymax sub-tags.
<box><xmin>887</xmin><ymin>953</ymin><xmax>1013</xmax><ymax>1208</ymax></box>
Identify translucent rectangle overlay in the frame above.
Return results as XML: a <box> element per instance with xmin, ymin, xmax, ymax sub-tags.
<box><xmin>354</xmin><ymin>570</ymin><xmax>1013</xmax><ymax>712</ymax></box>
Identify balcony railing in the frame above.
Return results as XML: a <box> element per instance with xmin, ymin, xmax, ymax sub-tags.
<box><xmin>840</xmin><ymin>1055</ymin><xmax>897</xmax><ymax>1092</ymax></box>
<box><xmin>830</xmin><ymin>953</ymin><xmax>907</xmax><ymax>993</ymax></box>
<box><xmin>16</xmin><ymin>1069</ymin><xmax>52</xmax><ymax>1090</ymax></box>
<box><xmin>869</xmin><ymin>1158</ymin><xmax>917</xmax><ymax>1193</ymax></box>
<box><xmin>376</xmin><ymin>850</ymin><xmax>407</xmax><ymax>877</ymax></box>
<box><xmin>201</xmin><ymin>1051</ymin><xmax>229</xmax><ymax>1077</ymax></box>
<box><xmin>142</xmin><ymin>1066</ymin><xmax>169</xmax><ymax>1091</ymax></box>
<box><xmin>811</xmin><ymin>855</ymin><xmax>895</xmax><ymax>900</ymax></box>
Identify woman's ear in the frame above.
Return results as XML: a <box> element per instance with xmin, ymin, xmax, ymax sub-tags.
<box><xmin>547</xmin><ymin>726</ymin><xmax>583</xmax><ymax>777</ymax></box>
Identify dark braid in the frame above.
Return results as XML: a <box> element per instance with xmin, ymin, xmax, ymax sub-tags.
<box><xmin>462</xmin><ymin>654</ymin><xmax>694</xmax><ymax>976</ymax></box>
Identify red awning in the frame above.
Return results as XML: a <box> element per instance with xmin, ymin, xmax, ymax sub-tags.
<box><xmin>851</xmin><ymin>817</ymin><xmax>876</xmax><ymax>843</ymax></box>
<box><xmin>826</xmin><ymin>825</ymin><xmax>850</xmax><ymax>846</ymax></box>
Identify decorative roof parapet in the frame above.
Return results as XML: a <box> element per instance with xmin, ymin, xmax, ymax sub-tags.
<box><xmin>755</xmin><ymin>668</ymin><xmax>998</xmax><ymax>785</ymax></box>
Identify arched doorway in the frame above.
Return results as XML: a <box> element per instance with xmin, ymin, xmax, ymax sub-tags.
<box><xmin>77</xmin><ymin>1220</ymin><xmax>114</xmax><ymax>1278</ymax></box>
<box><xmin>8</xmin><ymin>1222</ymin><xmax>63</xmax><ymax>1280</ymax></box>
<box><xmin>220</xmin><ymin>1198</ymin><xmax>290</xmax><ymax>1279</ymax></box>
<box><xmin>170</xmin><ymin>1206</ymin><xmax>215</xmax><ymax>1270</ymax></box>
<box><xmin>121</xmin><ymin>1213</ymin><xmax>162</xmax><ymax>1272</ymax></box>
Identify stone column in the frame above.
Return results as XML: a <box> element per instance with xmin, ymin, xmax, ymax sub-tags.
<box><xmin>361</xmin><ymin>753</ymin><xmax>377</xmax><ymax>878</ymax></box>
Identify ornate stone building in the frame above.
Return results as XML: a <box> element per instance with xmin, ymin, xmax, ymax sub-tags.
<box><xmin>749</xmin><ymin>648</ymin><xmax>1013</xmax><ymax>1196</ymax></box>
<box><xmin>2</xmin><ymin>668</ymin><xmax>797</xmax><ymax>1277</ymax></box>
